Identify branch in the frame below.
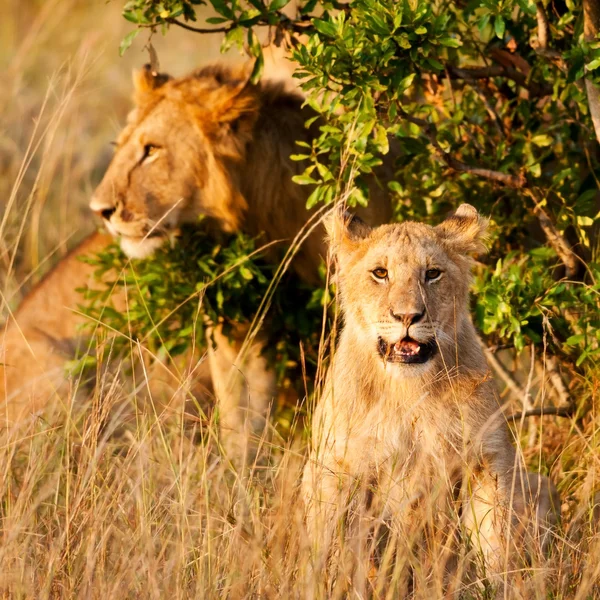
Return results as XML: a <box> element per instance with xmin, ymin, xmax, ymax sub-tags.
<box><xmin>167</xmin><ymin>18</ymin><xmax>232</xmax><ymax>34</ymax></box>
<box><xmin>446</xmin><ymin>63</ymin><xmax>551</xmax><ymax>98</ymax></box>
<box><xmin>506</xmin><ymin>405</ymin><xmax>575</xmax><ymax>422</ymax></box>
<box><xmin>480</xmin><ymin>340</ymin><xmax>527</xmax><ymax>401</ymax></box>
<box><xmin>584</xmin><ymin>0</ymin><xmax>600</xmax><ymax>145</ymax></box>
<box><xmin>396</xmin><ymin>105</ymin><xmax>527</xmax><ymax>188</ymax></box>
<box><xmin>167</xmin><ymin>13</ymin><xmax>312</xmax><ymax>37</ymax></box>
<box><xmin>396</xmin><ymin>104</ymin><xmax>580</xmax><ymax>275</ymax></box>
<box><xmin>525</xmin><ymin>189</ymin><xmax>580</xmax><ymax>278</ymax></box>
<box><xmin>533</xmin><ymin>2</ymin><xmax>568</xmax><ymax>69</ymax></box>
<box><xmin>546</xmin><ymin>355</ymin><xmax>572</xmax><ymax>407</ymax></box>
<box><xmin>535</xmin><ymin>1</ymin><xmax>551</xmax><ymax>50</ymax></box>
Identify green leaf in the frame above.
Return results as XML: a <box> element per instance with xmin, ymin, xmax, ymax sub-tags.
<box><xmin>221</xmin><ymin>26</ymin><xmax>244</xmax><ymax>52</ymax></box>
<box><xmin>209</xmin><ymin>0</ymin><xmax>235</xmax><ymax>19</ymax></box>
<box><xmin>494</xmin><ymin>16</ymin><xmax>505</xmax><ymax>39</ymax></box>
<box><xmin>531</xmin><ymin>134</ymin><xmax>553</xmax><ymax>147</ymax></box>
<box><xmin>577</xmin><ymin>215</ymin><xmax>594</xmax><ymax>226</ymax></box>
<box><xmin>292</xmin><ymin>174</ymin><xmax>318</xmax><ymax>185</ymax></box>
<box><xmin>427</xmin><ymin>57</ymin><xmax>444</xmax><ymax>70</ymax></box>
<box><xmin>123</xmin><ymin>10</ymin><xmax>142</xmax><ymax>24</ymax></box>
<box><xmin>397</xmin><ymin>73</ymin><xmax>416</xmax><ymax>92</ymax></box>
<box><xmin>119</xmin><ymin>29</ymin><xmax>140</xmax><ymax>56</ymax></box>
<box><xmin>269</xmin><ymin>0</ymin><xmax>291</xmax><ymax>10</ymax></box>
<box><xmin>249</xmin><ymin>50</ymin><xmax>264</xmax><ymax>83</ymax></box>
<box><xmin>300</xmin><ymin>0</ymin><xmax>318</xmax><ymax>15</ymax></box>
<box><xmin>587</xmin><ymin>57</ymin><xmax>600</xmax><ymax>71</ymax></box>
<box><xmin>438</xmin><ymin>36</ymin><xmax>461</xmax><ymax>48</ymax></box>
<box><xmin>313</xmin><ymin>19</ymin><xmax>337</xmax><ymax>38</ymax></box>
<box><xmin>239</xmin><ymin>266</ymin><xmax>254</xmax><ymax>280</ymax></box>
<box><xmin>566</xmin><ymin>334</ymin><xmax>585</xmax><ymax>346</ymax></box>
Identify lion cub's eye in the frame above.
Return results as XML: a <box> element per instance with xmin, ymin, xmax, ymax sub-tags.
<box><xmin>372</xmin><ymin>267</ymin><xmax>388</xmax><ymax>280</ymax></box>
<box><xmin>425</xmin><ymin>268</ymin><xmax>442</xmax><ymax>281</ymax></box>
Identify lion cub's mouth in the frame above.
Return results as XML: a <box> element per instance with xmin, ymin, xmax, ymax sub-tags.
<box><xmin>377</xmin><ymin>336</ymin><xmax>437</xmax><ymax>365</ymax></box>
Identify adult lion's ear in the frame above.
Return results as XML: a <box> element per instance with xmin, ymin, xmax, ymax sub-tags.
<box><xmin>132</xmin><ymin>64</ymin><xmax>171</xmax><ymax>103</ymax></box>
<box><xmin>205</xmin><ymin>62</ymin><xmax>260</xmax><ymax>158</ymax></box>
<box><xmin>435</xmin><ymin>203</ymin><xmax>489</xmax><ymax>256</ymax></box>
<box><xmin>325</xmin><ymin>206</ymin><xmax>372</xmax><ymax>254</ymax></box>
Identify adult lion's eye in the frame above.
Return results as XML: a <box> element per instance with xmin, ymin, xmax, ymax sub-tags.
<box><xmin>143</xmin><ymin>144</ymin><xmax>160</xmax><ymax>159</ymax></box>
<box><xmin>372</xmin><ymin>267</ymin><xmax>388</xmax><ymax>280</ymax></box>
<box><xmin>425</xmin><ymin>268</ymin><xmax>442</xmax><ymax>281</ymax></box>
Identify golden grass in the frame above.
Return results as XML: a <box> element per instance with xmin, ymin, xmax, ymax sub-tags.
<box><xmin>1</xmin><ymin>2</ymin><xmax>600</xmax><ymax>598</ymax></box>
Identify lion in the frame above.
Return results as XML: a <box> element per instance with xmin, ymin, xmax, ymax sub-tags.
<box><xmin>0</xmin><ymin>232</ymin><xmax>114</xmax><ymax>421</ymax></box>
<box><xmin>0</xmin><ymin>232</ymin><xmax>214</xmax><ymax>423</ymax></box>
<box><xmin>301</xmin><ymin>205</ymin><xmax>559</xmax><ymax>592</ymax></box>
<box><xmin>87</xmin><ymin>63</ymin><xmax>392</xmax><ymax>455</ymax></box>
<box><xmin>2</xmin><ymin>64</ymin><xmax>392</xmax><ymax>452</ymax></box>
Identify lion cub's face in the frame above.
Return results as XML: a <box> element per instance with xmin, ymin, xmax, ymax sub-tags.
<box><xmin>328</xmin><ymin>205</ymin><xmax>488</xmax><ymax>375</ymax></box>
<box><xmin>89</xmin><ymin>65</ymin><xmax>258</xmax><ymax>259</ymax></box>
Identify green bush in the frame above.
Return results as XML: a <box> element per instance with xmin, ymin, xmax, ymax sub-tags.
<box><xmin>88</xmin><ymin>0</ymin><xmax>600</xmax><ymax>416</ymax></box>
<box><xmin>78</xmin><ymin>226</ymin><xmax>327</xmax><ymax>392</ymax></box>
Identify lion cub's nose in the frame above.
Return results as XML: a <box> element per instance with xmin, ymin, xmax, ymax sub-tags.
<box><xmin>390</xmin><ymin>309</ymin><xmax>424</xmax><ymax>326</ymax></box>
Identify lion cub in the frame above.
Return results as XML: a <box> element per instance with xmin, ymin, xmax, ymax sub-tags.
<box><xmin>302</xmin><ymin>204</ymin><xmax>558</xmax><ymax>587</ymax></box>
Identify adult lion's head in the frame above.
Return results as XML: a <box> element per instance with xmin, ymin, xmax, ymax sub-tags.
<box><xmin>327</xmin><ymin>204</ymin><xmax>489</xmax><ymax>376</ymax></box>
<box><xmin>90</xmin><ymin>64</ymin><xmax>261</xmax><ymax>259</ymax></box>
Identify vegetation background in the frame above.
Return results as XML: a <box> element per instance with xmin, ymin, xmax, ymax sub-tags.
<box><xmin>1</xmin><ymin>0</ymin><xmax>600</xmax><ymax>597</ymax></box>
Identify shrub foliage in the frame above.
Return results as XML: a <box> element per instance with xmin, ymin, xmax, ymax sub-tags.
<box><xmin>83</xmin><ymin>0</ymin><xmax>600</xmax><ymax>417</ymax></box>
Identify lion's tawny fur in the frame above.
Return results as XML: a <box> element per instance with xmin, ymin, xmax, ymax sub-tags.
<box><xmin>88</xmin><ymin>63</ymin><xmax>393</xmax><ymax>454</ymax></box>
<box><xmin>0</xmin><ymin>232</ymin><xmax>113</xmax><ymax>419</ymax></box>
<box><xmin>3</xmin><ymin>63</ymin><xmax>393</xmax><ymax>435</ymax></box>
<box><xmin>302</xmin><ymin>205</ymin><xmax>559</xmax><ymax>584</ymax></box>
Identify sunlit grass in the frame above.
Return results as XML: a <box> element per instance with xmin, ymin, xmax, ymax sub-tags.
<box><xmin>0</xmin><ymin>1</ymin><xmax>599</xmax><ymax>598</ymax></box>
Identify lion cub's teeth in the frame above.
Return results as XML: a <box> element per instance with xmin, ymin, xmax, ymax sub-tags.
<box><xmin>395</xmin><ymin>340</ymin><xmax>421</xmax><ymax>355</ymax></box>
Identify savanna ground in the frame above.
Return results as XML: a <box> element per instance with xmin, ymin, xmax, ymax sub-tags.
<box><xmin>0</xmin><ymin>0</ymin><xmax>599</xmax><ymax>598</ymax></box>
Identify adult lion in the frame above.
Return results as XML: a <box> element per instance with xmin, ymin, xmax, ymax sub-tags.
<box><xmin>0</xmin><ymin>233</ymin><xmax>113</xmax><ymax>421</ymax></box>
<box><xmin>88</xmin><ymin>63</ymin><xmax>392</xmax><ymax>455</ymax></box>
<box><xmin>302</xmin><ymin>205</ymin><xmax>559</xmax><ymax>593</ymax></box>
<box><xmin>1</xmin><ymin>64</ymin><xmax>392</xmax><ymax>449</ymax></box>
<box><xmin>0</xmin><ymin>232</ymin><xmax>213</xmax><ymax>423</ymax></box>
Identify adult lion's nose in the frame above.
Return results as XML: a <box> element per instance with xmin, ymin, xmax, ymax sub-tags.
<box><xmin>98</xmin><ymin>207</ymin><xmax>116</xmax><ymax>220</ymax></box>
<box><xmin>90</xmin><ymin>196</ymin><xmax>116</xmax><ymax>221</ymax></box>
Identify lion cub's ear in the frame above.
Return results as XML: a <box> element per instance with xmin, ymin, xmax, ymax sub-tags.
<box><xmin>325</xmin><ymin>206</ymin><xmax>372</xmax><ymax>254</ymax></box>
<box><xmin>435</xmin><ymin>203</ymin><xmax>489</xmax><ymax>256</ymax></box>
<box><xmin>133</xmin><ymin>64</ymin><xmax>171</xmax><ymax>103</ymax></box>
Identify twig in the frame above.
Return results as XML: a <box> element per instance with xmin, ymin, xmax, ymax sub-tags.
<box><xmin>167</xmin><ymin>14</ymin><xmax>312</xmax><ymax>37</ymax></box>
<box><xmin>479</xmin><ymin>340</ymin><xmax>526</xmax><ymax>400</ymax></box>
<box><xmin>506</xmin><ymin>405</ymin><xmax>575</xmax><ymax>421</ymax></box>
<box><xmin>472</xmin><ymin>84</ymin><xmax>506</xmax><ymax>139</ymax></box>
<box><xmin>533</xmin><ymin>2</ymin><xmax>568</xmax><ymax>69</ymax></box>
<box><xmin>546</xmin><ymin>354</ymin><xmax>573</xmax><ymax>407</ymax></box>
<box><xmin>584</xmin><ymin>0</ymin><xmax>600</xmax><ymax>144</ymax></box>
<box><xmin>525</xmin><ymin>189</ymin><xmax>580</xmax><ymax>278</ymax></box>
<box><xmin>167</xmin><ymin>18</ymin><xmax>232</xmax><ymax>34</ymax></box>
<box><xmin>446</xmin><ymin>64</ymin><xmax>551</xmax><ymax>98</ymax></box>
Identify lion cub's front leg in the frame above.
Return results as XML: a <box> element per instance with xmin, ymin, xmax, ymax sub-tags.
<box><xmin>302</xmin><ymin>427</ymin><xmax>379</xmax><ymax>596</ymax></box>
<box><xmin>462</xmin><ymin>429</ymin><xmax>560</xmax><ymax>580</ymax></box>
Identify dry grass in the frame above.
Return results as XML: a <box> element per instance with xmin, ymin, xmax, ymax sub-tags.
<box><xmin>1</xmin><ymin>1</ymin><xmax>600</xmax><ymax>598</ymax></box>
